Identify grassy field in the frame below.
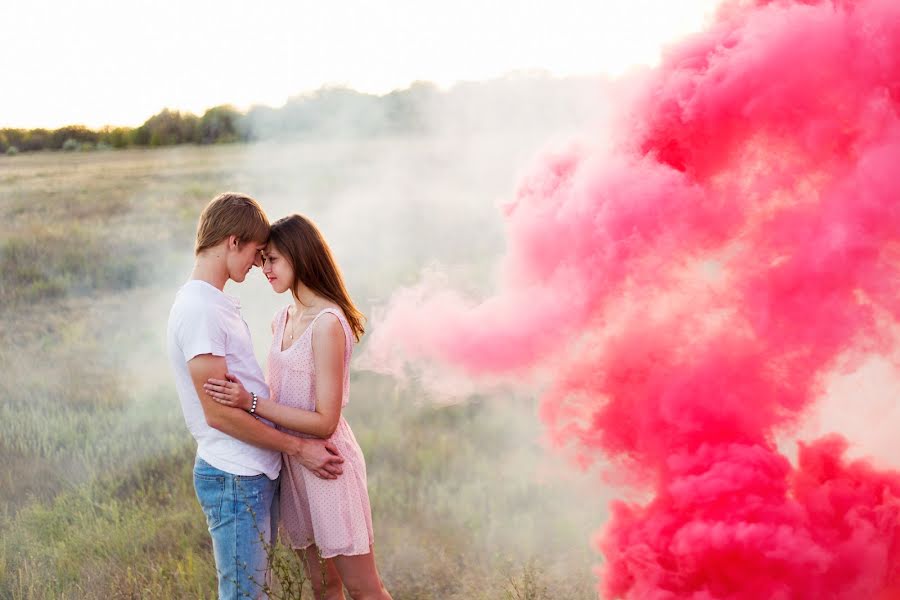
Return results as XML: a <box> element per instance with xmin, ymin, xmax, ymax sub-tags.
<box><xmin>0</xmin><ymin>141</ymin><xmax>602</xmax><ymax>599</ymax></box>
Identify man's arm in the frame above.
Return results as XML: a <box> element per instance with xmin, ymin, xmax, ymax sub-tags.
<box><xmin>187</xmin><ymin>354</ymin><xmax>344</xmax><ymax>478</ymax></box>
<box><xmin>205</xmin><ymin>316</ymin><xmax>345</xmax><ymax>438</ymax></box>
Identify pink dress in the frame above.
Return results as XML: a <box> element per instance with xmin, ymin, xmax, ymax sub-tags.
<box><xmin>267</xmin><ymin>306</ymin><xmax>374</xmax><ymax>558</ymax></box>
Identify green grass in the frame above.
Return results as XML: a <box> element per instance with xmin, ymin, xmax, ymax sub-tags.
<box><xmin>0</xmin><ymin>144</ymin><xmax>600</xmax><ymax>599</ymax></box>
<box><xmin>0</xmin><ymin>226</ymin><xmax>148</xmax><ymax>303</ymax></box>
<box><xmin>0</xmin><ymin>446</ymin><xmax>217</xmax><ymax>600</ymax></box>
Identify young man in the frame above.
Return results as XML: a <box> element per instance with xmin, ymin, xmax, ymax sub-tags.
<box><xmin>166</xmin><ymin>192</ymin><xmax>344</xmax><ymax>599</ymax></box>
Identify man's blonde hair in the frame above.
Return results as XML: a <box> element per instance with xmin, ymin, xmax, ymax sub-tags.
<box><xmin>195</xmin><ymin>192</ymin><xmax>270</xmax><ymax>255</ymax></box>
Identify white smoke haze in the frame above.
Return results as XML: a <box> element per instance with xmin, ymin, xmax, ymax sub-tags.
<box><xmin>10</xmin><ymin>71</ymin><xmax>900</xmax><ymax>598</ymax></box>
<box><xmin>1</xmin><ymin>75</ymin><xmax>616</xmax><ymax>597</ymax></box>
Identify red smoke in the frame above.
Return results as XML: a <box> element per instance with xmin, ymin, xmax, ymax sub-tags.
<box><xmin>366</xmin><ymin>0</ymin><xmax>900</xmax><ymax>597</ymax></box>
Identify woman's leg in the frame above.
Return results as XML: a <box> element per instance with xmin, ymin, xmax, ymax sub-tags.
<box><xmin>331</xmin><ymin>548</ymin><xmax>392</xmax><ymax>600</ymax></box>
<box><xmin>296</xmin><ymin>546</ymin><xmax>345</xmax><ymax>600</ymax></box>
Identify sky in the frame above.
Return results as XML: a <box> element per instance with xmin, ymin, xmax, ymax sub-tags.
<box><xmin>1</xmin><ymin>0</ymin><xmax>721</xmax><ymax>129</ymax></box>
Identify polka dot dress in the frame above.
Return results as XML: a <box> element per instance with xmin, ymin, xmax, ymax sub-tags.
<box><xmin>267</xmin><ymin>306</ymin><xmax>374</xmax><ymax>558</ymax></box>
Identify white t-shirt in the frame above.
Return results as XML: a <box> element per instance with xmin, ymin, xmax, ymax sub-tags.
<box><xmin>167</xmin><ymin>279</ymin><xmax>281</xmax><ymax>479</ymax></box>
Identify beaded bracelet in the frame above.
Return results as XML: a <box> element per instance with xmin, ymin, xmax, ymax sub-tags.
<box><xmin>248</xmin><ymin>392</ymin><xmax>258</xmax><ymax>415</ymax></box>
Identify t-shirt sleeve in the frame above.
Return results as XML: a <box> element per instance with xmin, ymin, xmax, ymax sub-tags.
<box><xmin>178</xmin><ymin>302</ymin><xmax>227</xmax><ymax>362</ymax></box>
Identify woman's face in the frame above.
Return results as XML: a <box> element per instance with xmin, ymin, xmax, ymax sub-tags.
<box><xmin>262</xmin><ymin>243</ymin><xmax>294</xmax><ymax>294</ymax></box>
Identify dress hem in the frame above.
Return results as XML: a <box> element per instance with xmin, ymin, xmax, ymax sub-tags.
<box><xmin>288</xmin><ymin>542</ymin><xmax>375</xmax><ymax>559</ymax></box>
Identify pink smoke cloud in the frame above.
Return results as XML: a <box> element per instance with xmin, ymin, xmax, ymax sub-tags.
<box><xmin>364</xmin><ymin>0</ymin><xmax>900</xmax><ymax>597</ymax></box>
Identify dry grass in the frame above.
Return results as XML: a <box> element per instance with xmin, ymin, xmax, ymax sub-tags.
<box><xmin>0</xmin><ymin>144</ymin><xmax>601</xmax><ymax>599</ymax></box>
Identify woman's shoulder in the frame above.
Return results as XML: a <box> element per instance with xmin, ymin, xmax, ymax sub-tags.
<box><xmin>312</xmin><ymin>305</ymin><xmax>350</xmax><ymax>337</ymax></box>
<box><xmin>317</xmin><ymin>303</ymin><xmax>345</xmax><ymax>317</ymax></box>
<box><xmin>313</xmin><ymin>305</ymin><xmax>347</xmax><ymax>327</ymax></box>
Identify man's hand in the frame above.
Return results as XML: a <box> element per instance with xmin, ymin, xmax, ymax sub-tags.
<box><xmin>289</xmin><ymin>438</ymin><xmax>344</xmax><ymax>479</ymax></box>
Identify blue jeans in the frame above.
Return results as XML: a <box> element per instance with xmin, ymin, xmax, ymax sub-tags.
<box><xmin>193</xmin><ymin>457</ymin><xmax>279</xmax><ymax>600</ymax></box>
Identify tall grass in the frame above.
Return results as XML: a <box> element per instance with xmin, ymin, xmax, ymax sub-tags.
<box><xmin>0</xmin><ymin>145</ymin><xmax>601</xmax><ymax>599</ymax></box>
<box><xmin>0</xmin><ymin>227</ymin><xmax>146</xmax><ymax>303</ymax></box>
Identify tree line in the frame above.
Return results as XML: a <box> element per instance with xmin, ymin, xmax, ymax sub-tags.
<box><xmin>1</xmin><ymin>104</ymin><xmax>246</xmax><ymax>155</ymax></box>
<box><xmin>1</xmin><ymin>75</ymin><xmax>601</xmax><ymax>156</ymax></box>
<box><xmin>1</xmin><ymin>83</ymin><xmax>438</xmax><ymax>156</ymax></box>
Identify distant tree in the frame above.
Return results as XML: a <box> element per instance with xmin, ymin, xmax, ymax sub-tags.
<box><xmin>98</xmin><ymin>126</ymin><xmax>134</xmax><ymax>149</ymax></box>
<box><xmin>384</xmin><ymin>81</ymin><xmax>436</xmax><ymax>133</ymax></box>
<box><xmin>242</xmin><ymin>105</ymin><xmax>279</xmax><ymax>140</ymax></box>
<box><xmin>305</xmin><ymin>86</ymin><xmax>387</xmax><ymax>137</ymax></box>
<box><xmin>2</xmin><ymin>129</ymin><xmax>25</xmax><ymax>151</ymax></box>
<box><xmin>140</xmin><ymin>108</ymin><xmax>199</xmax><ymax>146</ymax></box>
<box><xmin>182</xmin><ymin>113</ymin><xmax>200</xmax><ymax>143</ymax></box>
<box><xmin>275</xmin><ymin>86</ymin><xmax>390</xmax><ymax>139</ymax></box>
<box><xmin>198</xmin><ymin>105</ymin><xmax>242</xmax><ymax>143</ymax></box>
<box><xmin>51</xmin><ymin>125</ymin><xmax>97</xmax><ymax>149</ymax></box>
<box><xmin>22</xmin><ymin>129</ymin><xmax>50</xmax><ymax>152</ymax></box>
<box><xmin>132</xmin><ymin>123</ymin><xmax>151</xmax><ymax>146</ymax></box>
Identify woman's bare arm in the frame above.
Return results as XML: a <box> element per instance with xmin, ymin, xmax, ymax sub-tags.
<box><xmin>205</xmin><ymin>314</ymin><xmax>346</xmax><ymax>438</ymax></box>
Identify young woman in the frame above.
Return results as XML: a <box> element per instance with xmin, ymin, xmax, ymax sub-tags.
<box><xmin>203</xmin><ymin>214</ymin><xmax>392</xmax><ymax>600</ymax></box>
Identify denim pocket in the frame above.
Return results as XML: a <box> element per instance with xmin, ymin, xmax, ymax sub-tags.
<box><xmin>194</xmin><ymin>473</ymin><xmax>226</xmax><ymax>525</ymax></box>
<box><xmin>234</xmin><ymin>474</ymin><xmax>269</xmax><ymax>517</ymax></box>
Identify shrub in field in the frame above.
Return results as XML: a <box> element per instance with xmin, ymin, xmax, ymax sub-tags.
<box><xmin>62</xmin><ymin>138</ymin><xmax>79</xmax><ymax>152</ymax></box>
<box><xmin>5</xmin><ymin>145</ymin><xmax>18</xmax><ymax>156</ymax></box>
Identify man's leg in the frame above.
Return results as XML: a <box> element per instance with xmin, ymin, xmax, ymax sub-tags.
<box><xmin>232</xmin><ymin>472</ymin><xmax>278</xmax><ymax>598</ymax></box>
<box><xmin>194</xmin><ymin>457</ymin><xmax>277</xmax><ymax>599</ymax></box>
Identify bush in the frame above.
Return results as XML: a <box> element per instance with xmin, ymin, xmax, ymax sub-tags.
<box><xmin>62</xmin><ymin>138</ymin><xmax>79</xmax><ymax>152</ymax></box>
<box><xmin>5</xmin><ymin>146</ymin><xmax>18</xmax><ymax>156</ymax></box>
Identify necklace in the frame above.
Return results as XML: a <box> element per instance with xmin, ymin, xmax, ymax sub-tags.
<box><xmin>289</xmin><ymin>307</ymin><xmax>302</xmax><ymax>340</ymax></box>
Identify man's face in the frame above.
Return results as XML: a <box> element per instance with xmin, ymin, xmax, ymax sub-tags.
<box><xmin>227</xmin><ymin>238</ymin><xmax>267</xmax><ymax>283</ymax></box>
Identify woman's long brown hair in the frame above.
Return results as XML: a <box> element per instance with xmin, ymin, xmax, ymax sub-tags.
<box><xmin>269</xmin><ymin>214</ymin><xmax>365</xmax><ymax>342</ymax></box>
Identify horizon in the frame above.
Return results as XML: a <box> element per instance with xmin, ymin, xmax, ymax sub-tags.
<box><xmin>0</xmin><ymin>71</ymin><xmax>600</xmax><ymax>132</ymax></box>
